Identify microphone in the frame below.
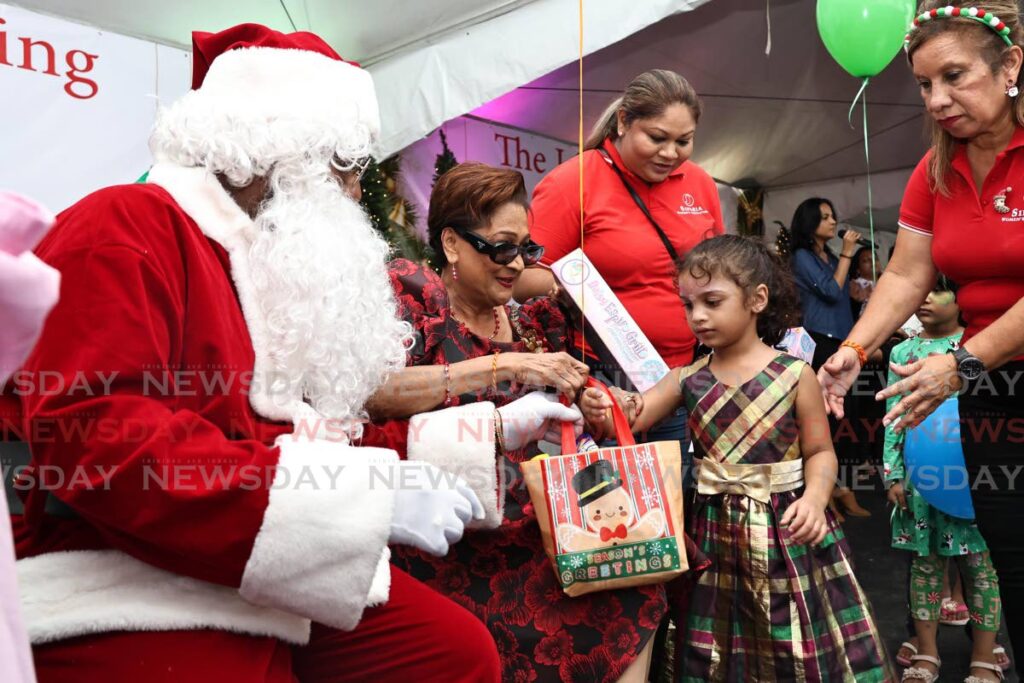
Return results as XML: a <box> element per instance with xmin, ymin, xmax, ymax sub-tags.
<box><xmin>838</xmin><ymin>229</ymin><xmax>873</xmax><ymax>248</ymax></box>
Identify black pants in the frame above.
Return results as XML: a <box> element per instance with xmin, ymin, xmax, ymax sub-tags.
<box><xmin>960</xmin><ymin>361</ymin><xmax>1024</xmax><ymax>661</ymax></box>
<box><xmin>809</xmin><ymin>330</ymin><xmax>866</xmax><ymax>468</ymax></box>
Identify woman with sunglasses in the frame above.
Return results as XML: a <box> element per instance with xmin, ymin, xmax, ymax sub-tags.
<box><xmin>515</xmin><ymin>69</ymin><xmax>724</xmax><ymax>471</ymax></box>
<box><xmin>367</xmin><ymin>162</ymin><xmax>668</xmax><ymax>683</ymax></box>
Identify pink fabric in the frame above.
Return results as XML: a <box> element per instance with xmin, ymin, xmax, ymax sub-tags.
<box><xmin>0</xmin><ymin>192</ymin><xmax>60</xmax><ymax>381</ymax></box>
<box><xmin>1</xmin><ymin>190</ymin><xmax>58</xmax><ymax>683</ymax></box>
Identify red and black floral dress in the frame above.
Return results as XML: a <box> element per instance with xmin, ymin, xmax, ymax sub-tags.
<box><xmin>382</xmin><ymin>259</ymin><xmax>669</xmax><ymax>683</ymax></box>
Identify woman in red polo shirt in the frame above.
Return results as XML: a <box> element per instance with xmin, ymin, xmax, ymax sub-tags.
<box><xmin>516</xmin><ymin>68</ymin><xmax>723</xmax><ymax>460</ymax></box>
<box><xmin>818</xmin><ymin>1</ymin><xmax>1024</xmax><ymax>670</ymax></box>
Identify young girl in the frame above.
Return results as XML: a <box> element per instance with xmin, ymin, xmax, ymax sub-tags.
<box><xmin>582</xmin><ymin>235</ymin><xmax>895</xmax><ymax>682</ymax></box>
<box><xmin>884</xmin><ymin>277</ymin><xmax>1004</xmax><ymax>683</ymax></box>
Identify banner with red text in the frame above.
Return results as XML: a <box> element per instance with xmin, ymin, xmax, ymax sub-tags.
<box><xmin>396</xmin><ymin>115</ymin><xmax>575</xmax><ymax>229</ymax></box>
<box><xmin>397</xmin><ymin>114</ymin><xmax>737</xmax><ymax>240</ymax></box>
<box><xmin>0</xmin><ymin>3</ymin><xmax>190</xmax><ymax>213</ymax></box>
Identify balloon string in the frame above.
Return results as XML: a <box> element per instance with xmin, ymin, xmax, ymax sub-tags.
<box><xmin>578</xmin><ymin>0</ymin><xmax>586</xmax><ymax>362</ymax></box>
<box><xmin>848</xmin><ymin>77</ymin><xmax>877</xmax><ymax>281</ymax></box>
<box><xmin>847</xmin><ymin>76</ymin><xmax>869</xmax><ymax>128</ymax></box>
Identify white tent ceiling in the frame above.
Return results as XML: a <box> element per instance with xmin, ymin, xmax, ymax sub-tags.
<box><xmin>474</xmin><ymin>0</ymin><xmax>929</xmax><ymax>191</ymax></box>
<box><xmin>9</xmin><ymin>0</ymin><xmax>928</xmax><ymax>230</ymax></box>
<box><xmin>8</xmin><ymin>0</ymin><xmax>710</xmax><ymax>156</ymax></box>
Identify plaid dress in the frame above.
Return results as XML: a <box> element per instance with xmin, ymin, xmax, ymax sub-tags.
<box><xmin>675</xmin><ymin>354</ymin><xmax>895</xmax><ymax>682</ymax></box>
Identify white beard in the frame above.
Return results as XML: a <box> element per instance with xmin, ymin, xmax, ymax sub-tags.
<box><xmin>246</xmin><ymin>160</ymin><xmax>412</xmax><ymax>438</ymax></box>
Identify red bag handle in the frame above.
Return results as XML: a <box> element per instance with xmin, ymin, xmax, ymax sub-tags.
<box><xmin>560</xmin><ymin>377</ymin><xmax>637</xmax><ymax>454</ymax></box>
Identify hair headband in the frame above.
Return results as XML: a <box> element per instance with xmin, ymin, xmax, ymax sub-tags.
<box><xmin>906</xmin><ymin>6</ymin><xmax>1013</xmax><ymax>47</ymax></box>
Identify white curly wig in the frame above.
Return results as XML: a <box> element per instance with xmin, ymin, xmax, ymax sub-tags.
<box><xmin>149</xmin><ymin>69</ymin><xmax>411</xmax><ymax>439</ymax></box>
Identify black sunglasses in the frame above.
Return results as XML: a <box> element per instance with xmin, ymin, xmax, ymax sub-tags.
<box><xmin>454</xmin><ymin>229</ymin><xmax>545</xmax><ymax>266</ymax></box>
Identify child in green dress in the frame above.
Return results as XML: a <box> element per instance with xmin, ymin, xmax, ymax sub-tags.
<box><xmin>884</xmin><ymin>277</ymin><xmax>1003</xmax><ymax>683</ymax></box>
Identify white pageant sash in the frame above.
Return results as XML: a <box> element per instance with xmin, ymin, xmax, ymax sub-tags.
<box><xmin>779</xmin><ymin>326</ymin><xmax>816</xmax><ymax>364</ymax></box>
<box><xmin>552</xmin><ymin>249</ymin><xmax>669</xmax><ymax>391</ymax></box>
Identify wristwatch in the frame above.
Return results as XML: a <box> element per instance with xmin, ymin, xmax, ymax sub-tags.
<box><xmin>950</xmin><ymin>346</ymin><xmax>985</xmax><ymax>381</ymax></box>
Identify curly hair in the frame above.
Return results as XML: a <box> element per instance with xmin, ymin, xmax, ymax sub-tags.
<box><xmin>679</xmin><ymin>235</ymin><xmax>801</xmax><ymax>347</ymax></box>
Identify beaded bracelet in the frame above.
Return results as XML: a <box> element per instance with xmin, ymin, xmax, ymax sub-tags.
<box><xmin>493</xmin><ymin>410</ymin><xmax>505</xmax><ymax>453</ymax></box>
<box><xmin>841</xmin><ymin>340</ymin><xmax>869</xmax><ymax>367</ymax></box>
<box><xmin>443</xmin><ymin>363</ymin><xmax>453</xmax><ymax>406</ymax></box>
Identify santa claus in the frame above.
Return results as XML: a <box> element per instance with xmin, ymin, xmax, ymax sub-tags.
<box><xmin>1</xmin><ymin>23</ymin><xmax>575</xmax><ymax>682</ymax></box>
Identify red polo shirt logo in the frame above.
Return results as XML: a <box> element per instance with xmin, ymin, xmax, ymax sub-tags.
<box><xmin>677</xmin><ymin>192</ymin><xmax>708</xmax><ymax>217</ymax></box>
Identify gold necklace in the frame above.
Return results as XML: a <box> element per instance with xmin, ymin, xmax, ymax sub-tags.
<box><xmin>451</xmin><ymin>305</ymin><xmax>502</xmax><ymax>341</ymax></box>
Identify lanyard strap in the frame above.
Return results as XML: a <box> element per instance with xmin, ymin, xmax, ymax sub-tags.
<box><xmin>597</xmin><ymin>148</ymin><xmax>680</xmax><ymax>264</ymax></box>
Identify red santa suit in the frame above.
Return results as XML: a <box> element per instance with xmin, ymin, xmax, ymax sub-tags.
<box><xmin>1</xmin><ymin>24</ymin><xmax>501</xmax><ymax>683</ymax></box>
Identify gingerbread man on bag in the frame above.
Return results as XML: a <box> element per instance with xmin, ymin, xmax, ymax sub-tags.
<box><xmin>556</xmin><ymin>460</ymin><xmax>666</xmax><ymax>552</ymax></box>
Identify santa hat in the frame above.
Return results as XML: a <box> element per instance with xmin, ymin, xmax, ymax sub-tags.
<box><xmin>187</xmin><ymin>23</ymin><xmax>379</xmax><ymax>140</ymax></box>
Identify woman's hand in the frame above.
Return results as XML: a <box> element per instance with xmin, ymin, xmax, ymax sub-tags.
<box><xmin>840</xmin><ymin>229</ymin><xmax>861</xmax><ymax>257</ymax></box>
<box><xmin>817</xmin><ymin>345</ymin><xmax>862</xmax><ymax>417</ymax></box>
<box><xmin>506</xmin><ymin>351</ymin><xmax>589</xmax><ymax>399</ymax></box>
<box><xmin>780</xmin><ymin>495</ymin><xmax>829</xmax><ymax>545</ymax></box>
<box><xmin>877</xmin><ymin>353</ymin><xmax>962</xmax><ymax>433</ymax></box>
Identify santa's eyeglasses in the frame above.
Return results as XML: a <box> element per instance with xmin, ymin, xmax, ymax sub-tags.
<box><xmin>330</xmin><ymin>154</ymin><xmax>373</xmax><ymax>180</ymax></box>
<box><xmin>453</xmin><ymin>228</ymin><xmax>545</xmax><ymax>266</ymax></box>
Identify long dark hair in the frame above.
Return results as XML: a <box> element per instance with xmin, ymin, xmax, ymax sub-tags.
<box><xmin>789</xmin><ymin>197</ymin><xmax>837</xmax><ymax>256</ymax></box>
<box><xmin>680</xmin><ymin>235</ymin><xmax>800</xmax><ymax>346</ymax></box>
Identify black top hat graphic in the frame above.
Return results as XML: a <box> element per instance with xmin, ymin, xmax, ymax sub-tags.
<box><xmin>571</xmin><ymin>460</ymin><xmax>623</xmax><ymax>508</ymax></box>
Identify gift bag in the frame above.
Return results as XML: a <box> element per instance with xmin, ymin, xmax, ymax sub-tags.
<box><xmin>521</xmin><ymin>379</ymin><xmax>689</xmax><ymax>596</ymax></box>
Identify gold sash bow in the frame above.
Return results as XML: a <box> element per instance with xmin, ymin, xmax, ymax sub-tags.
<box><xmin>695</xmin><ymin>458</ymin><xmax>803</xmax><ymax>504</ymax></box>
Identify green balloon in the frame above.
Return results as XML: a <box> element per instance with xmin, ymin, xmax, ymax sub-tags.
<box><xmin>817</xmin><ymin>0</ymin><xmax>917</xmax><ymax>78</ymax></box>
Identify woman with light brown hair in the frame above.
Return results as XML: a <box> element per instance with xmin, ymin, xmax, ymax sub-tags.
<box><xmin>818</xmin><ymin>2</ymin><xmax>1023</xmax><ymax>678</ymax></box>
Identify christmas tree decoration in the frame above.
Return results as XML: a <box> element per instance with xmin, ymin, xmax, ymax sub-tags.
<box><xmin>360</xmin><ymin>155</ymin><xmax>435</xmax><ymax>265</ymax></box>
<box><xmin>432</xmin><ymin>128</ymin><xmax>459</xmax><ymax>186</ymax></box>
<box><xmin>737</xmin><ymin>188</ymin><xmax>764</xmax><ymax>237</ymax></box>
<box><xmin>775</xmin><ymin>223</ymin><xmax>793</xmax><ymax>260</ymax></box>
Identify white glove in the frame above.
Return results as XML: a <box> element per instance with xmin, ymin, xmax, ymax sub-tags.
<box><xmin>388</xmin><ymin>461</ymin><xmax>484</xmax><ymax>556</ymax></box>
<box><xmin>497</xmin><ymin>391</ymin><xmax>584</xmax><ymax>451</ymax></box>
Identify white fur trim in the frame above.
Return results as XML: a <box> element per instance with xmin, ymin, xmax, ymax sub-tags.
<box><xmin>147</xmin><ymin>163</ymin><xmax>308</xmax><ymax>424</ymax></box>
<box><xmin>239</xmin><ymin>437</ymin><xmax>397</xmax><ymax>631</ymax></box>
<box><xmin>197</xmin><ymin>47</ymin><xmax>379</xmax><ymax>140</ymax></box>
<box><xmin>366</xmin><ymin>546</ymin><xmax>392</xmax><ymax>607</ymax></box>
<box><xmin>17</xmin><ymin>550</ymin><xmax>311</xmax><ymax>645</ymax></box>
<box><xmin>407</xmin><ymin>402</ymin><xmax>503</xmax><ymax>529</ymax></box>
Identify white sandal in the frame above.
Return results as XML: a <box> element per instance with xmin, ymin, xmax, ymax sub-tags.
<box><xmin>896</xmin><ymin>641</ymin><xmax>918</xmax><ymax>667</ymax></box>
<box><xmin>964</xmin><ymin>660</ymin><xmax>1004</xmax><ymax>683</ymax></box>
<box><xmin>902</xmin><ymin>655</ymin><xmax>941</xmax><ymax>683</ymax></box>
